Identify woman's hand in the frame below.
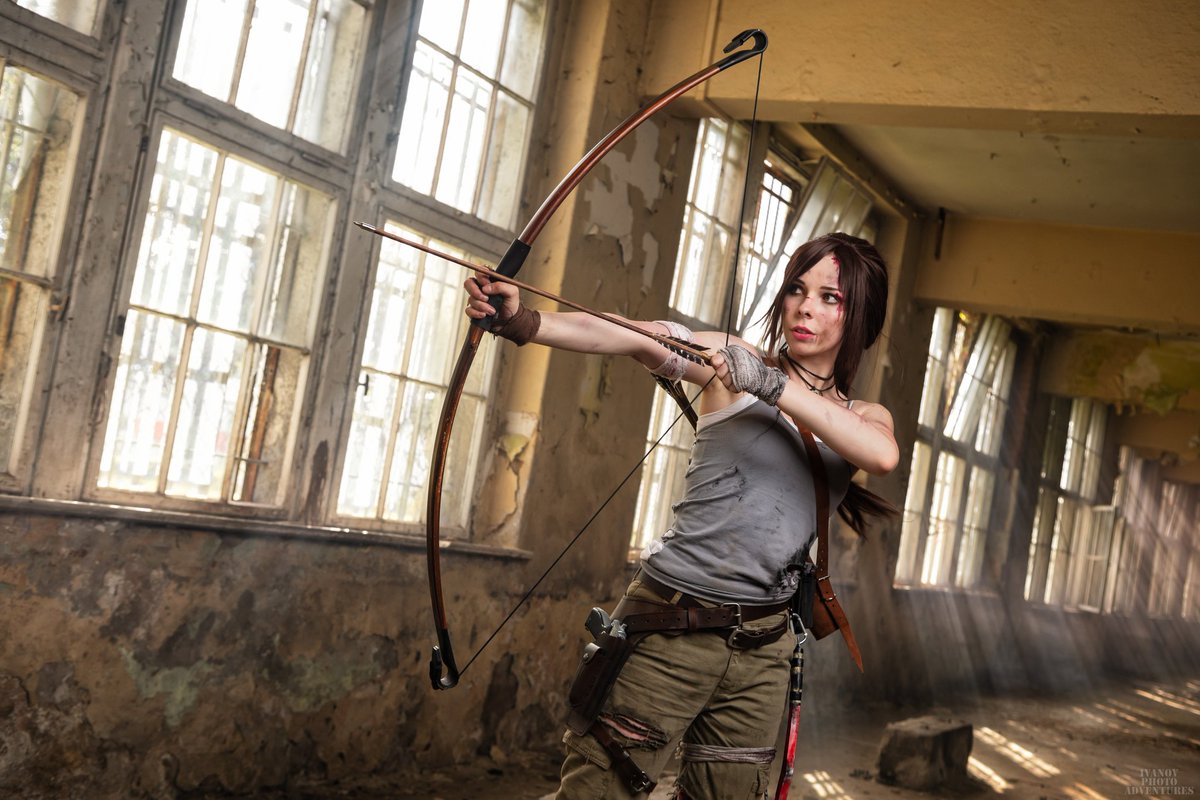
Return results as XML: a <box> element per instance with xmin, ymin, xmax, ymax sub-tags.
<box><xmin>465</xmin><ymin>275</ymin><xmax>542</xmax><ymax>345</ymax></box>
<box><xmin>711</xmin><ymin>345</ymin><xmax>787</xmax><ymax>405</ymax></box>
<box><xmin>465</xmin><ymin>274</ymin><xmax>520</xmax><ymax>326</ymax></box>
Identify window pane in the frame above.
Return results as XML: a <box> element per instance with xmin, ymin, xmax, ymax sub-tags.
<box><xmin>260</xmin><ymin>182</ymin><xmax>332</xmax><ymax>345</ymax></box>
<box><xmin>165</xmin><ymin>327</ymin><xmax>248</xmax><ymax>499</ymax></box>
<box><xmin>0</xmin><ymin>66</ymin><xmax>79</xmax><ymax>278</ymax></box>
<box><xmin>382</xmin><ymin>379</ymin><xmax>442</xmax><ymax>522</ymax></box>
<box><xmin>130</xmin><ymin>131</ymin><xmax>219</xmax><ymax>316</ymax></box>
<box><xmin>434</xmin><ymin>67</ymin><xmax>492</xmax><ymax>211</ymax></box>
<box><xmin>104</xmin><ymin>130</ymin><xmax>330</xmax><ymax>504</ymax></box>
<box><xmin>292</xmin><ymin>0</ymin><xmax>367</xmax><ymax>151</ymax></box>
<box><xmin>418</xmin><ymin>0</ymin><xmax>465</xmax><ymax>52</ymax></box>
<box><xmin>339</xmin><ymin>224</ymin><xmax>496</xmax><ymax>529</ymax></box>
<box><xmin>499</xmin><ymin>0</ymin><xmax>546</xmax><ymax>98</ymax></box>
<box><xmin>974</xmin><ymin>339</ymin><xmax>1015</xmax><ymax>456</ymax></box>
<box><xmin>476</xmin><ymin>90</ymin><xmax>530</xmax><ymax>229</ymax></box>
<box><xmin>0</xmin><ymin>278</ymin><xmax>48</xmax><ymax>474</ymax></box>
<box><xmin>174</xmin><ymin>0</ymin><xmax>247</xmax><ymax>101</ymax></box>
<box><xmin>461</xmin><ymin>0</ymin><xmax>507</xmax><ymax>78</ymax></box>
<box><xmin>98</xmin><ymin>311</ymin><xmax>186</xmax><ymax>492</ymax></box>
<box><xmin>173</xmin><ymin>0</ymin><xmax>364</xmax><ymax>151</ymax></box>
<box><xmin>394</xmin><ymin>0</ymin><xmax>546</xmax><ymax>227</ymax></box>
<box><xmin>955</xmin><ymin>467</ymin><xmax>995</xmax><ymax>587</ymax></box>
<box><xmin>392</xmin><ymin>42</ymin><xmax>452</xmax><ymax>195</ymax></box>
<box><xmin>196</xmin><ymin>157</ymin><xmax>280</xmax><ymax>332</ymax></box>
<box><xmin>14</xmin><ymin>0</ymin><xmax>99</xmax><ymax>35</ymax></box>
<box><xmin>922</xmin><ymin>452</ymin><xmax>965</xmax><ymax>585</ymax></box>
<box><xmin>0</xmin><ymin>65</ymin><xmax>79</xmax><ymax>477</ymax></box>
<box><xmin>337</xmin><ymin>371</ymin><xmax>399</xmax><ymax>519</ymax></box>
<box><xmin>230</xmin><ymin>344</ymin><xmax>305</xmax><ymax>504</ymax></box>
<box><xmin>895</xmin><ymin>440</ymin><xmax>932</xmax><ymax>584</ymax></box>
<box><xmin>917</xmin><ymin>355</ymin><xmax>946</xmax><ymax>429</ymax></box>
<box><xmin>236</xmin><ymin>0</ymin><xmax>311</xmax><ymax>129</ymax></box>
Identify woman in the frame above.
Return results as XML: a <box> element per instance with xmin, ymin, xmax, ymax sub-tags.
<box><xmin>465</xmin><ymin>232</ymin><xmax>899</xmax><ymax>799</ymax></box>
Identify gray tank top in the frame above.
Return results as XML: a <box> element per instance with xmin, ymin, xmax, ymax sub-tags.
<box><xmin>640</xmin><ymin>396</ymin><xmax>852</xmax><ymax>604</ymax></box>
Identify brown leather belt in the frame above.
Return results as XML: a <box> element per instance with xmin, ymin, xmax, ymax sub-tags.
<box><xmin>635</xmin><ymin>571</ymin><xmax>791</xmax><ymax>621</ymax></box>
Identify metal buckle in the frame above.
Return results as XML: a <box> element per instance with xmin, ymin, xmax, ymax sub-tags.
<box><xmin>720</xmin><ymin>602</ymin><xmax>743</xmax><ymax>628</ymax></box>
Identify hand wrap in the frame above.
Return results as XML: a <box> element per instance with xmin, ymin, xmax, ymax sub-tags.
<box><xmin>491</xmin><ymin>304</ymin><xmax>541</xmax><ymax>346</ymax></box>
<box><xmin>719</xmin><ymin>345</ymin><xmax>788</xmax><ymax>406</ymax></box>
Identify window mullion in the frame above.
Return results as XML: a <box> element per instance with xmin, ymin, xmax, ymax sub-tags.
<box><xmin>228</xmin><ymin>0</ymin><xmax>258</xmax><ymax>106</ymax></box>
<box><xmin>428</xmin><ymin>59</ymin><xmax>461</xmax><ymax>201</ymax></box>
<box><xmin>913</xmin><ymin>413</ymin><xmax>948</xmax><ymax>585</ymax></box>
<box><xmin>222</xmin><ymin>182</ymin><xmax>287</xmax><ymax>501</ymax></box>
<box><xmin>246</xmin><ymin>179</ymin><xmax>287</xmax><ymax>349</ymax></box>
<box><xmin>374</xmin><ymin>369</ymin><xmax>406</xmax><ymax>520</ymax></box>
<box><xmin>157</xmin><ymin>322</ymin><xmax>198</xmax><ymax>495</ymax></box>
<box><xmin>285</xmin><ymin>0</ymin><xmax>320</xmax><ymax>132</ymax></box>
<box><xmin>155</xmin><ymin>148</ymin><xmax>226</xmax><ymax>495</ymax></box>
<box><xmin>221</xmin><ymin>326</ymin><xmax>261</xmax><ymax>501</ymax></box>
<box><xmin>186</xmin><ymin>155</ymin><xmax>227</xmax><ymax>321</ymax></box>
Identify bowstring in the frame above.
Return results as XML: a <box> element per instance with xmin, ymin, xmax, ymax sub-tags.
<box><xmin>455</xmin><ymin>46</ymin><xmax>766</xmax><ymax>681</ymax></box>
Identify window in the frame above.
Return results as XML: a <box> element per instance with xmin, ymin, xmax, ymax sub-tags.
<box><xmin>13</xmin><ymin>0</ymin><xmax>100</xmax><ymax>35</ymax></box>
<box><xmin>392</xmin><ymin>0</ymin><xmax>547</xmax><ymax>230</ymax></box>
<box><xmin>0</xmin><ymin>63</ymin><xmax>80</xmax><ymax>483</ymax></box>
<box><xmin>96</xmin><ymin>128</ymin><xmax>333</xmax><ymax>506</ymax></box>
<box><xmin>669</xmin><ymin>119</ymin><xmax>749</xmax><ymax>326</ymax></box>
<box><xmin>173</xmin><ymin>0</ymin><xmax>368</xmax><ymax>152</ymax></box>
<box><xmin>335</xmin><ymin>0</ymin><xmax>550</xmax><ymax>532</ymax></box>
<box><xmin>736</xmin><ymin>159</ymin><xmax>803</xmax><ymax>339</ymax></box>
<box><xmin>1023</xmin><ymin>396</ymin><xmax>1111</xmax><ymax>606</ymax></box>
<box><xmin>1147</xmin><ymin>480</ymin><xmax>1198</xmax><ymax>618</ymax></box>
<box><xmin>336</xmin><ymin>223</ymin><xmax>497</xmax><ymax>529</ymax></box>
<box><xmin>629</xmin><ymin>118</ymin><xmax>749</xmax><ymax>558</ymax></box>
<box><xmin>1105</xmin><ymin>447</ymin><xmax>1200</xmax><ymax>619</ymax></box>
<box><xmin>738</xmin><ymin>157</ymin><xmax>875</xmax><ymax>346</ymax></box>
<box><xmin>896</xmin><ymin>309</ymin><xmax>1017</xmax><ymax>589</ymax></box>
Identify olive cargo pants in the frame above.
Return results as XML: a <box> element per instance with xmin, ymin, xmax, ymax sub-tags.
<box><xmin>557</xmin><ymin>579</ymin><xmax>792</xmax><ymax>799</ymax></box>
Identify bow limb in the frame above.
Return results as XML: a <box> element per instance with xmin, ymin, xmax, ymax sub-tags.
<box><xmin>427</xmin><ymin>28</ymin><xmax>767</xmax><ymax>691</ymax></box>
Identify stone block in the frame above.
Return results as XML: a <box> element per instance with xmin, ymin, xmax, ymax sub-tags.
<box><xmin>876</xmin><ymin>715</ymin><xmax>973</xmax><ymax>791</ymax></box>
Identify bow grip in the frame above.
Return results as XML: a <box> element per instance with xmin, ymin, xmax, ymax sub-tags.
<box><xmin>472</xmin><ymin>239</ymin><xmax>532</xmax><ymax>333</ymax></box>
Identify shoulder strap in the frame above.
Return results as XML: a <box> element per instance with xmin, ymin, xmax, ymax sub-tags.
<box><xmin>798</xmin><ymin>430</ymin><xmax>830</xmax><ymax>576</ymax></box>
<box><xmin>798</xmin><ymin>429</ymin><xmax>864</xmax><ymax>672</ymax></box>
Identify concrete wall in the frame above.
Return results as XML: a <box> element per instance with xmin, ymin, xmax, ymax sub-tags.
<box><xmin>0</xmin><ymin>512</ymin><xmax>584</xmax><ymax>796</ymax></box>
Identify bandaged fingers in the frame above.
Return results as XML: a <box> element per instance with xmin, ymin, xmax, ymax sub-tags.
<box><xmin>715</xmin><ymin>345</ymin><xmax>787</xmax><ymax>406</ymax></box>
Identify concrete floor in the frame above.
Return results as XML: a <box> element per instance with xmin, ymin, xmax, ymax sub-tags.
<box><xmin>214</xmin><ymin>678</ymin><xmax>1199</xmax><ymax>799</ymax></box>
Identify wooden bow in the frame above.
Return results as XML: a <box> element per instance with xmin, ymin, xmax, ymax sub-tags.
<box><xmin>400</xmin><ymin>29</ymin><xmax>767</xmax><ymax>690</ymax></box>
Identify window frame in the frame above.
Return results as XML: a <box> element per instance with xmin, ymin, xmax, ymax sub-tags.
<box><xmin>1023</xmin><ymin>395</ymin><xmax>1114</xmax><ymax>609</ymax></box>
<box><xmin>0</xmin><ymin>43</ymin><xmax>98</xmax><ymax>493</ymax></box>
<box><xmin>387</xmin><ymin>0</ymin><xmax>550</xmax><ymax>237</ymax></box>
<box><xmin>81</xmin><ymin>109</ymin><xmax>345</xmax><ymax>518</ymax></box>
<box><xmin>895</xmin><ymin>309</ymin><xmax>1019</xmax><ymax>592</ymax></box>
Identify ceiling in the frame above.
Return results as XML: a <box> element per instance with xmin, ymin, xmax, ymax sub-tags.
<box><xmin>821</xmin><ymin>122</ymin><xmax>1200</xmax><ymax>479</ymax></box>
<box><xmin>830</xmin><ymin>125</ymin><xmax>1200</xmax><ymax>234</ymax></box>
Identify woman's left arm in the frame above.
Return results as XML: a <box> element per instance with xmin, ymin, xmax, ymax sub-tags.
<box><xmin>709</xmin><ymin>346</ymin><xmax>899</xmax><ymax>475</ymax></box>
<box><xmin>776</xmin><ymin>387</ymin><xmax>899</xmax><ymax>476</ymax></box>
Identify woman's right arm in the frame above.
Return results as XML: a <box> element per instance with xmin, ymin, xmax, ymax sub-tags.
<box><xmin>465</xmin><ymin>274</ymin><xmax>665</xmax><ymax>369</ymax></box>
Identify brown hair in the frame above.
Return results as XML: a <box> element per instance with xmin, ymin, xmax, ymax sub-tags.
<box><xmin>762</xmin><ymin>232</ymin><xmax>897</xmax><ymax>534</ymax></box>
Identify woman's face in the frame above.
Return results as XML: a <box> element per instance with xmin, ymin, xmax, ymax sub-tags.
<box><xmin>782</xmin><ymin>253</ymin><xmax>845</xmax><ymax>361</ymax></box>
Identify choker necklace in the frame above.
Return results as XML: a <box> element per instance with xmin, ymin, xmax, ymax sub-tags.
<box><xmin>779</xmin><ymin>347</ymin><xmax>835</xmax><ymax>395</ymax></box>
